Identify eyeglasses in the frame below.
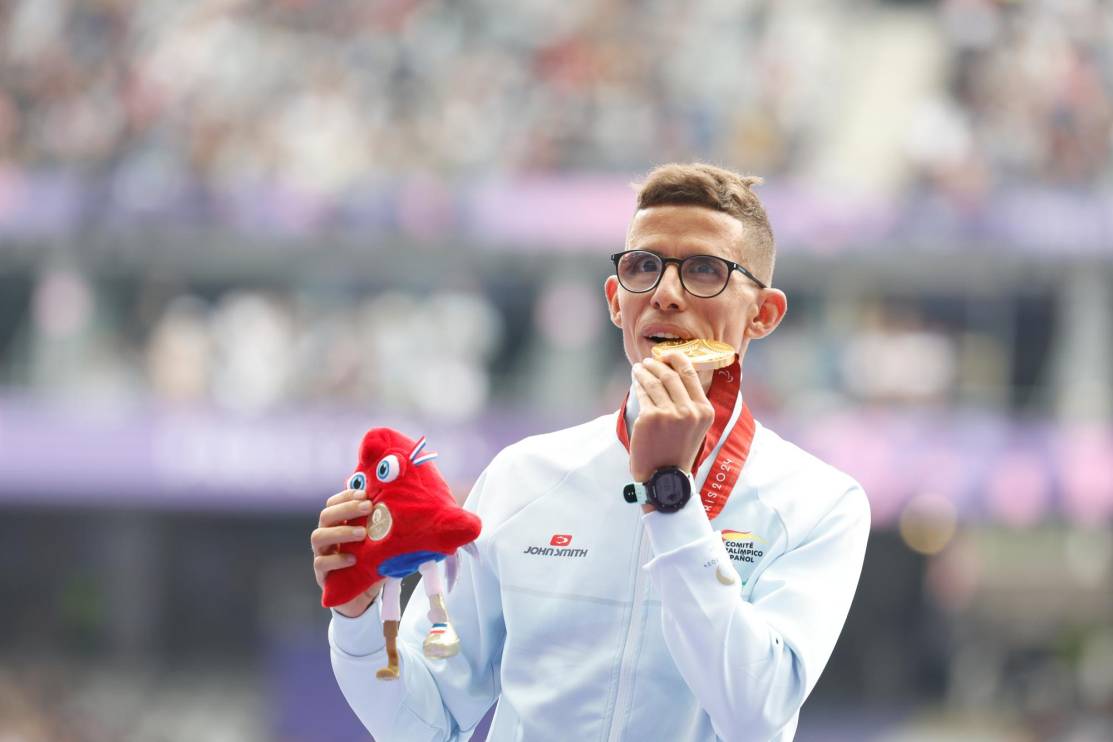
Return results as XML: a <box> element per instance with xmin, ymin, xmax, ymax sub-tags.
<box><xmin>609</xmin><ymin>249</ymin><xmax>767</xmax><ymax>298</ymax></box>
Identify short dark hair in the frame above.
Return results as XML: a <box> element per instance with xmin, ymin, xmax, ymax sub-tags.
<box><xmin>633</xmin><ymin>163</ymin><xmax>776</xmax><ymax>284</ymax></box>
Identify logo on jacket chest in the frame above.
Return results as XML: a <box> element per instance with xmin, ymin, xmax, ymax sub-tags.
<box><xmin>721</xmin><ymin>530</ymin><xmax>765</xmax><ymax>564</ymax></box>
<box><xmin>521</xmin><ymin>533</ymin><xmax>589</xmax><ymax>558</ymax></box>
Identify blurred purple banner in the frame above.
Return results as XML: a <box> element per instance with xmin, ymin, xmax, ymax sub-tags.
<box><xmin>1</xmin><ymin>397</ymin><xmax>1110</xmax><ymax>524</ymax></box>
<box><xmin>1</xmin><ymin>171</ymin><xmax>1112</xmax><ymax>255</ymax></box>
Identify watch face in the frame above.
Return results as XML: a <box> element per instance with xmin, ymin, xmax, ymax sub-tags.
<box><xmin>654</xmin><ymin>471</ymin><xmax>689</xmax><ymax>508</ymax></box>
<box><xmin>657</xmin><ymin>476</ymin><xmax>684</xmax><ymax>506</ymax></box>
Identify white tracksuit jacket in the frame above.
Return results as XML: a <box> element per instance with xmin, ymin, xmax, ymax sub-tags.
<box><xmin>329</xmin><ymin>388</ymin><xmax>871</xmax><ymax>741</ymax></box>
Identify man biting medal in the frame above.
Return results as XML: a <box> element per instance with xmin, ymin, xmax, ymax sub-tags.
<box><xmin>316</xmin><ymin>163</ymin><xmax>871</xmax><ymax>742</ymax></box>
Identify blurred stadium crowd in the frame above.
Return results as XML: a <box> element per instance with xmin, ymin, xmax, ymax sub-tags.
<box><xmin>0</xmin><ymin>660</ymin><xmax>263</xmax><ymax>742</ymax></box>
<box><xmin>1</xmin><ymin>1</ymin><xmax>1112</xmax><ymax>741</ymax></box>
<box><xmin>14</xmin><ymin>270</ymin><xmax>508</xmax><ymax>419</ymax></box>
<box><xmin>8</xmin><ymin>262</ymin><xmax>1003</xmax><ymax>419</ymax></box>
<box><xmin>0</xmin><ymin>0</ymin><xmax>1109</xmax><ymax>193</ymax></box>
<box><xmin>0</xmin><ymin>0</ymin><xmax>1110</xmax><ymax>421</ymax></box>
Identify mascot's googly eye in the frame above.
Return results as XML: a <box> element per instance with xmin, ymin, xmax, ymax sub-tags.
<box><xmin>376</xmin><ymin>455</ymin><xmax>401</xmax><ymax>483</ymax></box>
<box><xmin>347</xmin><ymin>472</ymin><xmax>367</xmax><ymax>491</ymax></box>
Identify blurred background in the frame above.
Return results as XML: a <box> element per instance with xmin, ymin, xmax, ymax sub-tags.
<box><xmin>0</xmin><ymin>0</ymin><xmax>1111</xmax><ymax>740</ymax></box>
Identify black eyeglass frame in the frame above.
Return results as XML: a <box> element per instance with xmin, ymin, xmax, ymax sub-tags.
<box><xmin>609</xmin><ymin>249</ymin><xmax>768</xmax><ymax>297</ymax></box>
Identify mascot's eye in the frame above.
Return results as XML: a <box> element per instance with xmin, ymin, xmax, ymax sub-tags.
<box><xmin>376</xmin><ymin>455</ymin><xmax>401</xmax><ymax>483</ymax></box>
<box><xmin>346</xmin><ymin>472</ymin><xmax>366</xmax><ymax>491</ymax></box>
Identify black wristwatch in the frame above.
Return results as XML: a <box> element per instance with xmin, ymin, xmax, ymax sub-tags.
<box><xmin>623</xmin><ymin>466</ymin><xmax>693</xmax><ymax>513</ymax></box>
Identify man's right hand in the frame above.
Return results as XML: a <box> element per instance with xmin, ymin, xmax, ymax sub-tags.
<box><xmin>312</xmin><ymin>488</ymin><xmax>384</xmax><ymax>618</ymax></box>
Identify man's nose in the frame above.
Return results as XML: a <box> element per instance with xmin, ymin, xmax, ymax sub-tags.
<box><xmin>651</xmin><ymin>263</ymin><xmax>686</xmax><ymax>310</ymax></box>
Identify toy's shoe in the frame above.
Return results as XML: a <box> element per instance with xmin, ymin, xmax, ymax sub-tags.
<box><xmin>376</xmin><ymin>664</ymin><xmax>400</xmax><ymax>681</ymax></box>
<box><xmin>423</xmin><ymin>622</ymin><xmax>460</xmax><ymax>659</ymax></box>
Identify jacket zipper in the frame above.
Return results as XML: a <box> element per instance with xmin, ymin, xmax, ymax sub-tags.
<box><xmin>606</xmin><ymin>529</ymin><xmax>650</xmax><ymax>742</ymax></box>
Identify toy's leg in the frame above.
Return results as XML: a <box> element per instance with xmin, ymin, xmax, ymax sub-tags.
<box><xmin>376</xmin><ymin>578</ymin><xmax>402</xmax><ymax>680</ymax></box>
<box><xmin>419</xmin><ymin>561</ymin><xmax>460</xmax><ymax>659</ymax></box>
<box><xmin>420</xmin><ymin>560</ymin><xmax>448</xmax><ymax>621</ymax></box>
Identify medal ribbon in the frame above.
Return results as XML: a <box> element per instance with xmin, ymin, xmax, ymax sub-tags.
<box><xmin>615</xmin><ymin>359</ymin><xmax>755</xmax><ymax>520</ymax></box>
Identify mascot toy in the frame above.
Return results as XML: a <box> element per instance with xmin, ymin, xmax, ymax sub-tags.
<box><xmin>322</xmin><ymin>428</ymin><xmax>482</xmax><ymax>680</ymax></box>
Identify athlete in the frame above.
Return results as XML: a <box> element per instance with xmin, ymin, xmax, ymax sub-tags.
<box><xmin>310</xmin><ymin>163</ymin><xmax>871</xmax><ymax>741</ymax></box>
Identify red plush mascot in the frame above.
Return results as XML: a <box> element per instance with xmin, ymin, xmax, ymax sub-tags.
<box><xmin>323</xmin><ymin>428</ymin><xmax>482</xmax><ymax>680</ymax></box>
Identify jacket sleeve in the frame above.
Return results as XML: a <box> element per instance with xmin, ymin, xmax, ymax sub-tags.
<box><xmin>641</xmin><ymin>484</ymin><xmax>870</xmax><ymax>741</ymax></box>
<box><xmin>328</xmin><ymin>468</ymin><xmax>505</xmax><ymax>742</ymax></box>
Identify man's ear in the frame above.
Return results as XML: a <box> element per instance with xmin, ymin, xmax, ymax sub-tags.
<box><xmin>746</xmin><ymin>288</ymin><xmax>787</xmax><ymax>340</ymax></box>
<box><xmin>604</xmin><ymin>276</ymin><xmax>622</xmax><ymax>329</ymax></box>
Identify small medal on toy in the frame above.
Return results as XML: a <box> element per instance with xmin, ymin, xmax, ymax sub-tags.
<box><xmin>323</xmin><ymin>428</ymin><xmax>482</xmax><ymax>680</ymax></box>
<box><xmin>651</xmin><ymin>338</ymin><xmax>736</xmax><ymax>371</ymax></box>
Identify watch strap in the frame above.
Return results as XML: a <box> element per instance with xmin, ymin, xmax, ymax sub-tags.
<box><xmin>622</xmin><ymin>481</ymin><xmax>649</xmax><ymax>505</ymax></box>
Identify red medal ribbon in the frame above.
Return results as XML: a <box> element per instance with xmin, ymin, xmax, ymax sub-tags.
<box><xmin>615</xmin><ymin>359</ymin><xmax>755</xmax><ymax>520</ymax></box>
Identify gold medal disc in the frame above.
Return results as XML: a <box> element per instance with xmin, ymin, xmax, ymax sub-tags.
<box><xmin>367</xmin><ymin>503</ymin><xmax>393</xmax><ymax>541</ymax></box>
<box><xmin>651</xmin><ymin>338</ymin><xmax>736</xmax><ymax>371</ymax></box>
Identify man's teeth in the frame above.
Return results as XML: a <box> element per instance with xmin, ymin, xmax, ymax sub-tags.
<box><xmin>650</xmin><ymin>334</ymin><xmax>686</xmax><ymax>341</ymax></box>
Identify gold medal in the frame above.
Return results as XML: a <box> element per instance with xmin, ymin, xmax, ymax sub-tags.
<box><xmin>368</xmin><ymin>503</ymin><xmax>393</xmax><ymax>541</ymax></box>
<box><xmin>651</xmin><ymin>338</ymin><xmax>736</xmax><ymax>371</ymax></box>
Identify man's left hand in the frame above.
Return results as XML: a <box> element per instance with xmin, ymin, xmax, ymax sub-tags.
<box><xmin>629</xmin><ymin>351</ymin><xmax>715</xmax><ymax>486</ymax></box>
